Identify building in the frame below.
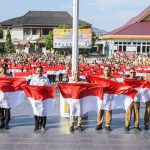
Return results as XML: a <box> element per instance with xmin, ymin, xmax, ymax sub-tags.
<box><xmin>96</xmin><ymin>5</ymin><xmax>150</xmax><ymax>56</ymax></box>
<box><xmin>0</xmin><ymin>11</ymin><xmax>91</xmax><ymax>52</ymax></box>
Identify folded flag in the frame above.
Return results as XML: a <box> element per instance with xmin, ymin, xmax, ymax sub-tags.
<box><xmin>124</xmin><ymin>79</ymin><xmax>150</xmax><ymax>102</ymax></box>
<box><xmin>57</xmin><ymin>83</ymin><xmax>103</xmax><ymax>116</ymax></box>
<box><xmin>86</xmin><ymin>75</ymin><xmax>137</xmax><ymax>111</ymax></box>
<box><xmin>0</xmin><ymin>78</ymin><xmax>27</xmax><ymax>108</ymax></box>
<box><xmin>23</xmin><ymin>85</ymin><xmax>57</xmax><ymax>116</ymax></box>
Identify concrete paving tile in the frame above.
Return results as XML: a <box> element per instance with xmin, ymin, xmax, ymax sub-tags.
<box><xmin>32</xmin><ymin>144</ymin><xmax>48</xmax><ymax>150</ymax></box>
<box><xmin>110</xmin><ymin>145</ymin><xmax>126</xmax><ymax>150</ymax></box>
<box><xmin>15</xmin><ymin>144</ymin><xmax>33</xmax><ymax>150</ymax></box>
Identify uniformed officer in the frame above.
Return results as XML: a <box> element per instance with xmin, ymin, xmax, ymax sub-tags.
<box><xmin>144</xmin><ymin>75</ymin><xmax>150</xmax><ymax>130</ymax></box>
<box><xmin>125</xmin><ymin>67</ymin><xmax>141</xmax><ymax>131</ymax></box>
<box><xmin>96</xmin><ymin>65</ymin><xmax>117</xmax><ymax>131</ymax></box>
<box><xmin>0</xmin><ymin>65</ymin><xmax>12</xmax><ymax>129</ymax></box>
<box><xmin>30</xmin><ymin>66</ymin><xmax>50</xmax><ymax>131</ymax></box>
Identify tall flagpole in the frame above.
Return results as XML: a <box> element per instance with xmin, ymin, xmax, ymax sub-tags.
<box><xmin>72</xmin><ymin>0</ymin><xmax>79</xmax><ymax>73</ymax></box>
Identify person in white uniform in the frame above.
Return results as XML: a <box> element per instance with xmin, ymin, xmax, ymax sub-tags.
<box><xmin>30</xmin><ymin>66</ymin><xmax>50</xmax><ymax>131</ymax></box>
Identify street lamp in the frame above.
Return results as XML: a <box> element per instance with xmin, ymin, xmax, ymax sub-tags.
<box><xmin>72</xmin><ymin>0</ymin><xmax>79</xmax><ymax>73</ymax></box>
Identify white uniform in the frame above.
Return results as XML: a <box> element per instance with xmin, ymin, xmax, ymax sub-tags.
<box><xmin>30</xmin><ymin>75</ymin><xmax>50</xmax><ymax>86</ymax></box>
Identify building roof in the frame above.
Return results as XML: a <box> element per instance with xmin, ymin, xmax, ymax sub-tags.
<box><xmin>107</xmin><ymin>5</ymin><xmax>150</xmax><ymax>36</ymax></box>
<box><xmin>0</xmin><ymin>11</ymin><xmax>91</xmax><ymax>27</ymax></box>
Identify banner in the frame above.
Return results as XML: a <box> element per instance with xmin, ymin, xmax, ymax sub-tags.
<box><xmin>53</xmin><ymin>29</ymin><xmax>92</xmax><ymax>49</ymax></box>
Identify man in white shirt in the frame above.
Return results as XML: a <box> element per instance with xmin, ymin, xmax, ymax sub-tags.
<box><xmin>30</xmin><ymin>66</ymin><xmax>50</xmax><ymax>131</ymax></box>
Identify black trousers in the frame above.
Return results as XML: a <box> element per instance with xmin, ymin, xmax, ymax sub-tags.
<box><xmin>0</xmin><ymin>108</ymin><xmax>11</xmax><ymax>126</ymax></box>
<box><xmin>34</xmin><ymin>115</ymin><xmax>47</xmax><ymax>128</ymax></box>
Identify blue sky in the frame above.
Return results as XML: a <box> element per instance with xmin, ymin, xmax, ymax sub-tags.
<box><xmin>0</xmin><ymin>0</ymin><xmax>150</xmax><ymax>31</ymax></box>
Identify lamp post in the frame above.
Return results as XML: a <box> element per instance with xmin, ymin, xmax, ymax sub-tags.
<box><xmin>72</xmin><ymin>0</ymin><xmax>79</xmax><ymax>73</ymax></box>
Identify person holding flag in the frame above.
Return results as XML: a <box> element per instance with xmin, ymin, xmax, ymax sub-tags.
<box><xmin>0</xmin><ymin>65</ymin><xmax>12</xmax><ymax>129</ymax></box>
<box><xmin>96</xmin><ymin>65</ymin><xmax>117</xmax><ymax>131</ymax></box>
<box><xmin>140</xmin><ymin>75</ymin><xmax>150</xmax><ymax>130</ymax></box>
<box><xmin>30</xmin><ymin>66</ymin><xmax>50</xmax><ymax>131</ymax></box>
<box><xmin>124</xmin><ymin>68</ymin><xmax>141</xmax><ymax>131</ymax></box>
<box><xmin>69</xmin><ymin>70</ymin><xmax>84</xmax><ymax>132</ymax></box>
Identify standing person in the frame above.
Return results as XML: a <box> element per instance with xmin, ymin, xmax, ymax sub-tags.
<box><xmin>125</xmin><ymin>68</ymin><xmax>141</xmax><ymax>131</ymax></box>
<box><xmin>144</xmin><ymin>101</ymin><xmax>150</xmax><ymax>130</ymax></box>
<box><xmin>69</xmin><ymin>71</ymin><xmax>84</xmax><ymax>132</ymax></box>
<box><xmin>143</xmin><ymin>76</ymin><xmax>150</xmax><ymax>130</ymax></box>
<box><xmin>96</xmin><ymin>65</ymin><xmax>116</xmax><ymax>131</ymax></box>
<box><xmin>0</xmin><ymin>66</ymin><xmax>12</xmax><ymax>129</ymax></box>
<box><xmin>30</xmin><ymin>66</ymin><xmax>50</xmax><ymax>131</ymax></box>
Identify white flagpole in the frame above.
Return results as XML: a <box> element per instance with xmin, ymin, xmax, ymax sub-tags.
<box><xmin>72</xmin><ymin>0</ymin><xmax>79</xmax><ymax>73</ymax></box>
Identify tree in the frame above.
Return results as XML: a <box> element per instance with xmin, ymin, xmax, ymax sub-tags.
<box><xmin>79</xmin><ymin>23</ymin><xmax>88</xmax><ymax>29</ymax></box>
<box><xmin>58</xmin><ymin>24</ymin><xmax>70</xmax><ymax>29</ymax></box>
<box><xmin>92</xmin><ymin>30</ymin><xmax>96</xmax><ymax>48</ymax></box>
<box><xmin>45</xmin><ymin>30</ymin><xmax>53</xmax><ymax>50</ymax></box>
<box><xmin>5</xmin><ymin>28</ymin><xmax>12</xmax><ymax>51</ymax></box>
<box><xmin>0</xmin><ymin>29</ymin><xmax>3</xmax><ymax>39</ymax></box>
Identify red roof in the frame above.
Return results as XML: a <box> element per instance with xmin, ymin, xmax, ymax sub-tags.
<box><xmin>108</xmin><ymin>5</ymin><xmax>150</xmax><ymax>35</ymax></box>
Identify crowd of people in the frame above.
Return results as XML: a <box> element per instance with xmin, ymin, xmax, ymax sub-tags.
<box><xmin>0</xmin><ymin>52</ymin><xmax>150</xmax><ymax>132</ymax></box>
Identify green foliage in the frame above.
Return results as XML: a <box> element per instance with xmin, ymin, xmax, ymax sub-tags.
<box><xmin>58</xmin><ymin>24</ymin><xmax>70</xmax><ymax>29</ymax></box>
<box><xmin>79</xmin><ymin>23</ymin><xmax>88</xmax><ymax>29</ymax></box>
<box><xmin>0</xmin><ymin>29</ymin><xmax>3</xmax><ymax>39</ymax></box>
<box><xmin>45</xmin><ymin>30</ymin><xmax>53</xmax><ymax>50</ymax></box>
<box><xmin>92</xmin><ymin>29</ymin><xmax>96</xmax><ymax>48</ymax></box>
<box><xmin>5</xmin><ymin>28</ymin><xmax>12</xmax><ymax>51</ymax></box>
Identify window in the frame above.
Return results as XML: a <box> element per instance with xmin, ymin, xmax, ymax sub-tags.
<box><xmin>123</xmin><ymin>46</ymin><xmax>126</xmax><ymax>51</ymax></box>
<box><xmin>42</xmin><ymin>29</ymin><xmax>51</xmax><ymax>35</ymax></box>
<box><xmin>24</xmin><ymin>28</ymin><xmax>30</xmax><ymax>35</ymax></box>
<box><xmin>142</xmin><ymin>42</ymin><xmax>146</xmax><ymax>45</ymax></box>
<box><xmin>114</xmin><ymin>42</ymin><xmax>118</xmax><ymax>45</ymax></box>
<box><xmin>137</xmin><ymin>46</ymin><xmax>140</xmax><ymax>52</ymax></box>
<box><xmin>32</xmin><ymin>29</ymin><xmax>39</xmax><ymax>35</ymax></box>
<box><xmin>127</xmin><ymin>42</ymin><xmax>131</xmax><ymax>45</ymax></box>
<box><xmin>147</xmin><ymin>46</ymin><xmax>150</xmax><ymax>53</ymax></box>
<box><xmin>119</xmin><ymin>46</ymin><xmax>122</xmax><ymax>51</ymax></box>
<box><xmin>123</xmin><ymin>42</ymin><xmax>126</xmax><ymax>45</ymax></box>
<box><xmin>133</xmin><ymin>42</ymin><xmax>136</xmax><ymax>45</ymax></box>
<box><xmin>142</xmin><ymin>46</ymin><xmax>146</xmax><ymax>53</ymax></box>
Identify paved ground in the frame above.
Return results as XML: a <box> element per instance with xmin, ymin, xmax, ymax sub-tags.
<box><xmin>0</xmin><ymin>92</ymin><xmax>150</xmax><ymax>150</ymax></box>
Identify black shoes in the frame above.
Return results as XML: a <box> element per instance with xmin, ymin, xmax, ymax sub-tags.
<box><xmin>77</xmin><ymin>125</ymin><xmax>84</xmax><ymax>131</ymax></box>
<box><xmin>5</xmin><ymin>125</ymin><xmax>10</xmax><ymax>130</ymax></box>
<box><xmin>0</xmin><ymin>124</ymin><xmax>10</xmax><ymax>130</ymax></box>
<box><xmin>70</xmin><ymin>126</ymin><xmax>74</xmax><ymax>132</ymax></box>
<box><xmin>96</xmin><ymin>125</ymin><xmax>111</xmax><ymax>131</ymax></box>
<box><xmin>0</xmin><ymin>124</ymin><xmax>5</xmax><ymax>129</ymax></box>
<box><xmin>70</xmin><ymin>125</ymin><xmax>84</xmax><ymax>132</ymax></box>
<box><xmin>144</xmin><ymin>125</ymin><xmax>149</xmax><ymax>130</ymax></box>
<box><xmin>124</xmin><ymin>126</ymin><xmax>129</xmax><ymax>131</ymax></box>
<box><xmin>96</xmin><ymin>125</ymin><xmax>102</xmax><ymax>130</ymax></box>
<box><xmin>105</xmin><ymin>126</ymin><xmax>112</xmax><ymax>131</ymax></box>
<box><xmin>134</xmin><ymin>127</ymin><xmax>141</xmax><ymax>131</ymax></box>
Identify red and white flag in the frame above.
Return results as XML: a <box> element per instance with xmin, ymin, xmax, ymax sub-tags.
<box><xmin>124</xmin><ymin>79</ymin><xmax>150</xmax><ymax>102</ymax></box>
<box><xmin>23</xmin><ymin>85</ymin><xmax>56</xmax><ymax>116</ymax></box>
<box><xmin>0</xmin><ymin>78</ymin><xmax>27</xmax><ymax>108</ymax></box>
<box><xmin>86</xmin><ymin>75</ymin><xmax>137</xmax><ymax>111</ymax></box>
<box><xmin>57</xmin><ymin>83</ymin><xmax>103</xmax><ymax>116</ymax></box>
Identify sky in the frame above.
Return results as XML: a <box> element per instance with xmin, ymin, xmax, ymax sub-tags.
<box><xmin>0</xmin><ymin>0</ymin><xmax>150</xmax><ymax>31</ymax></box>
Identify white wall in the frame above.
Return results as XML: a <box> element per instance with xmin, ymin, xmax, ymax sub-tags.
<box><xmin>11</xmin><ymin>28</ymin><xmax>23</xmax><ymax>40</ymax></box>
<box><xmin>3</xmin><ymin>28</ymin><xmax>23</xmax><ymax>40</ymax></box>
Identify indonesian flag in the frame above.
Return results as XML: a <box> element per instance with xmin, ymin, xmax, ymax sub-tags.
<box><xmin>0</xmin><ymin>78</ymin><xmax>27</xmax><ymax>109</ymax></box>
<box><xmin>57</xmin><ymin>83</ymin><xmax>103</xmax><ymax>116</ymax></box>
<box><xmin>23</xmin><ymin>85</ymin><xmax>57</xmax><ymax>116</ymax></box>
<box><xmin>124</xmin><ymin>79</ymin><xmax>150</xmax><ymax>102</ymax></box>
<box><xmin>86</xmin><ymin>75</ymin><xmax>137</xmax><ymax>111</ymax></box>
